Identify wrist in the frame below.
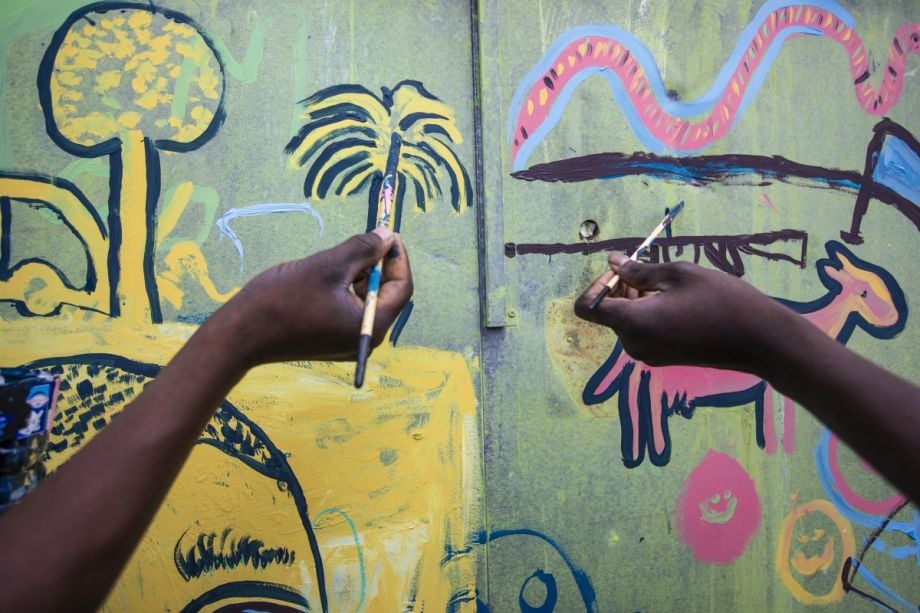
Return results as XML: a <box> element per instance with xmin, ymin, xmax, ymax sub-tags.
<box><xmin>195</xmin><ymin>302</ymin><xmax>255</xmax><ymax>380</ymax></box>
<box><xmin>751</xmin><ymin>306</ymin><xmax>830</xmax><ymax>384</ymax></box>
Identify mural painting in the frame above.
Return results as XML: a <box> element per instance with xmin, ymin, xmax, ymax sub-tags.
<box><xmin>1</xmin><ymin>0</ymin><xmax>918</xmax><ymax>610</ymax></box>
<box><xmin>1</xmin><ymin>1</ymin><xmax>481</xmax><ymax>610</ymax></box>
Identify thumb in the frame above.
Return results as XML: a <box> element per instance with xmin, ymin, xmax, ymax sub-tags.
<box><xmin>615</xmin><ymin>259</ymin><xmax>670</xmax><ymax>292</ymax></box>
<box><xmin>331</xmin><ymin>227</ymin><xmax>395</xmax><ymax>278</ymax></box>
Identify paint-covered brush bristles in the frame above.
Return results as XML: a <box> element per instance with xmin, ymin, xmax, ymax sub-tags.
<box><xmin>589</xmin><ymin>201</ymin><xmax>685</xmax><ymax>310</ymax></box>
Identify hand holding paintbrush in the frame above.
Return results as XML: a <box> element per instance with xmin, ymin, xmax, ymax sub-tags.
<box><xmin>588</xmin><ymin>201</ymin><xmax>685</xmax><ymax>310</ymax></box>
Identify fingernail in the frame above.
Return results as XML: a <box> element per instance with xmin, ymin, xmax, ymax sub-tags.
<box><xmin>372</xmin><ymin>227</ymin><xmax>393</xmax><ymax>240</ymax></box>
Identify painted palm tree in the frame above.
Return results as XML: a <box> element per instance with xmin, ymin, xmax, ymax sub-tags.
<box><xmin>285</xmin><ymin>80</ymin><xmax>471</xmax><ymax>232</ymax></box>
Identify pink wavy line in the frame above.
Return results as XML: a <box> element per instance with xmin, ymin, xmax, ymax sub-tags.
<box><xmin>512</xmin><ymin>7</ymin><xmax>920</xmax><ymax>159</ymax></box>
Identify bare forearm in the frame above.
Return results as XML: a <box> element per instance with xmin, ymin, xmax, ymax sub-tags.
<box><xmin>0</xmin><ymin>308</ymin><xmax>248</xmax><ymax>611</ymax></box>
<box><xmin>759</xmin><ymin>315</ymin><xmax>920</xmax><ymax>504</ymax></box>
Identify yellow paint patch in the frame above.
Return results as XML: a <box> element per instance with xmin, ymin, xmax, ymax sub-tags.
<box><xmin>544</xmin><ymin>297</ymin><xmax>617</xmax><ymax>417</ymax></box>
<box><xmin>0</xmin><ymin>322</ymin><xmax>479</xmax><ymax>611</ymax></box>
<box><xmin>57</xmin><ymin>71</ymin><xmax>82</xmax><ymax>87</ymax></box>
<box><xmin>539</xmin><ymin>88</ymin><xmax>548</xmax><ymax>106</ymax></box>
<box><xmin>94</xmin><ymin>70</ymin><xmax>122</xmax><ymax>93</ymax></box>
<box><xmin>117</xmin><ymin>111</ymin><xmax>142</xmax><ymax>129</ymax></box>
<box><xmin>527</xmin><ymin>99</ymin><xmax>534</xmax><ymax>115</ymax></box>
<box><xmin>127</xmin><ymin>10</ymin><xmax>153</xmax><ymax>30</ymax></box>
<box><xmin>556</xmin><ymin>61</ymin><xmax>564</xmax><ymax>76</ymax></box>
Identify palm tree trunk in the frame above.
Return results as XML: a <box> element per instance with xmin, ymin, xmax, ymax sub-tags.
<box><xmin>370</xmin><ymin>133</ymin><xmax>403</xmax><ymax>230</ymax></box>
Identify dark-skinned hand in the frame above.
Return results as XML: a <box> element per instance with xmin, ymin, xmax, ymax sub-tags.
<box><xmin>220</xmin><ymin>227</ymin><xmax>412</xmax><ymax>366</ymax></box>
<box><xmin>574</xmin><ymin>252</ymin><xmax>802</xmax><ymax>374</ymax></box>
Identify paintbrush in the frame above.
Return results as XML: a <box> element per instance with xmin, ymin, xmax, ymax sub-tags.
<box><xmin>355</xmin><ymin>175</ymin><xmax>396</xmax><ymax>388</ymax></box>
<box><xmin>588</xmin><ymin>201</ymin><xmax>685</xmax><ymax>310</ymax></box>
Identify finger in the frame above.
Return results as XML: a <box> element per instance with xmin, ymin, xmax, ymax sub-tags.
<box><xmin>615</xmin><ymin>259</ymin><xmax>672</xmax><ymax>292</ymax></box>
<box><xmin>608</xmin><ymin>252</ymin><xmax>630</xmax><ymax>270</ymax></box>
<box><xmin>574</xmin><ymin>269</ymin><xmax>616</xmax><ymax>320</ymax></box>
<box><xmin>328</xmin><ymin>227</ymin><xmax>395</xmax><ymax>280</ymax></box>
<box><xmin>376</xmin><ymin>235</ymin><xmax>413</xmax><ymax>331</ymax></box>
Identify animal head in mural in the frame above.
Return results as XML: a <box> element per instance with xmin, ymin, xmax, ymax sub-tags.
<box><xmin>812</xmin><ymin>241</ymin><xmax>907</xmax><ymax>341</ymax></box>
<box><xmin>285</xmin><ymin>80</ymin><xmax>471</xmax><ymax>233</ymax></box>
<box><xmin>38</xmin><ymin>2</ymin><xmax>225</xmax><ymax>157</ymax></box>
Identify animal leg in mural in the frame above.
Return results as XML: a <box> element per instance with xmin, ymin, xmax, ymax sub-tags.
<box><xmin>508</xmin><ymin>0</ymin><xmax>920</xmax><ymax>168</ymax></box>
<box><xmin>842</xmin><ymin>119</ymin><xmax>920</xmax><ymax>245</ymax></box>
<box><xmin>17</xmin><ymin>354</ymin><xmax>329</xmax><ymax>613</ymax></box>
<box><xmin>0</xmin><ymin>3</ymin><xmax>227</xmax><ymax>323</ymax></box>
<box><xmin>583</xmin><ymin>241</ymin><xmax>907</xmax><ymax>468</ymax></box>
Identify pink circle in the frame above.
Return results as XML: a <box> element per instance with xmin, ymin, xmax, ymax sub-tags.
<box><xmin>676</xmin><ymin>450</ymin><xmax>762</xmax><ymax>564</ymax></box>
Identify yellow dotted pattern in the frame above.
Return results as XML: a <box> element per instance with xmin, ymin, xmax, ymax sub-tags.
<box><xmin>49</xmin><ymin>8</ymin><xmax>221</xmax><ymax>146</ymax></box>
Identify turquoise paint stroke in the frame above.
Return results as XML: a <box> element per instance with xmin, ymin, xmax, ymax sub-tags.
<box><xmin>873</xmin><ymin>135</ymin><xmax>920</xmax><ymax>205</ymax></box>
<box><xmin>291</xmin><ymin>11</ymin><xmax>311</xmax><ymax>136</ymax></box>
<box><xmin>208</xmin><ymin>12</ymin><xmax>270</xmax><ymax>84</ymax></box>
<box><xmin>314</xmin><ymin>507</ymin><xmax>366</xmax><ymax>613</ymax></box>
<box><xmin>170</xmin><ymin>57</ymin><xmax>198</xmax><ymax>123</ymax></box>
<box><xmin>158</xmin><ymin>184</ymin><xmax>221</xmax><ymax>254</ymax></box>
<box><xmin>216</xmin><ymin>203</ymin><xmax>324</xmax><ymax>273</ymax></box>
<box><xmin>508</xmin><ymin>0</ymin><xmax>853</xmax><ymax>169</ymax></box>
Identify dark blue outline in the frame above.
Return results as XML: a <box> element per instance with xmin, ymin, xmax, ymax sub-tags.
<box><xmin>179</xmin><ymin>580</ymin><xmax>309</xmax><ymax>612</ymax></box>
<box><xmin>17</xmin><ymin>353</ymin><xmax>327</xmax><ymax>613</ymax></box>
<box><xmin>518</xmin><ymin>569</ymin><xmax>558</xmax><ymax>612</ymax></box>
<box><xmin>143</xmin><ymin>137</ymin><xmax>162</xmax><ymax>323</ymax></box>
<box><xmin>106</xmin><ymin>150</ymin><xmax>123</xmax><ymax>316</ymax></box>
<box><xmin>583</xmin><ymin>241</ymin><xmax>907</xmax><ymax>468</ymax></box>
<box><xmin>389</xmin><ymin>300</ymin><xmax>414</xmax><ymax>346</ymax></box>
<box><xmin>465</xmin><ymin>528</ymin><xmax>598</xmax><ymax>612</ymax></box>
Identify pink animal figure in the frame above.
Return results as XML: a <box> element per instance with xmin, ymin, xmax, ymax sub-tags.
<box><xmin>582</xmin><ymin>241</ymin><xmax>907</xmax><ymax>468</ymax></box>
